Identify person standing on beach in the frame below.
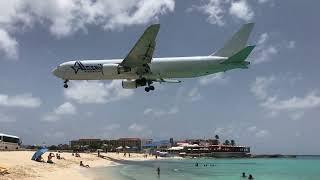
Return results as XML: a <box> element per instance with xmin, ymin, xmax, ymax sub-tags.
<box><xmin>242</xmin><ymin>172</ymin><xmax>247</xmax><ymax>178</ymax></box>
<box><xmin>157</xmin><ymin>167</ymin><xmax>160</xmax><ymax>177</ymax></box>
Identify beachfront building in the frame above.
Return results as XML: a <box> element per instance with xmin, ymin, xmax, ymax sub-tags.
<box><xmin>167</xmin><ymin>144</ymin><xmax>250</xmax><ymax>158</ymax></box>
<box><xmin>116</xmin><ymin>138</ymin><xmax>141</xmax><ymax>152</ymax></box>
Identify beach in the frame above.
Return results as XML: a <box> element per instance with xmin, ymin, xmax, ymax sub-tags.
<box><xmin>0</xmin><ymin>151</ymin><xmax>159</xmax><ymax>180</ymax></box>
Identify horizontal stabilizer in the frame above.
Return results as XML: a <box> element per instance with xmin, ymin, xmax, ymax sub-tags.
<box><xmin>212</xmin><ymin>23</ymin><xmax>254</xmax><ymax>57</ymax></box>
<box><xmin>223</xmin><ymin>45</ymin><xmax>255</xmax><ymax>63</ymax></box>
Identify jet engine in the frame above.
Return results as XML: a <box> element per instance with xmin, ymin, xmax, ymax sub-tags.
<box><xmin>122</xmin><ymin>80</ymin><xmax>142</xmax><ymax>89</ymax></box>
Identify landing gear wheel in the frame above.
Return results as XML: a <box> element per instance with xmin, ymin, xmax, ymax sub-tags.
<box><xmin>149</xmin><ymin>86</ymin><xmax>155</xmax><ymax>91</ymax></box>
<box><xmin>145</xmin><ymin>87</ymin><xmax>150</xmax><ymax>92</ymax></box>
<box><xmin>64</xmin><ymin>84</ymin><xmax>69</xmax><ymax>88</ymax></box>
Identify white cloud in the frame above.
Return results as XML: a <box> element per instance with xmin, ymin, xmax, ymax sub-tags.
<box><xmin>0</xmin><ymin>0</ymin><xmax>175</xmax><ymax>58</ymax></box>
<box><xmin>247</xmin><ymin>126</ymin><xmax>257</xmax><ymax>132</ymax></box>
<box><xmin>229</xmin><ymin>0</ymin><xmax>254</xmax><ymax>21</ymax></box>
<box><xmin>54</xmin><ymin>102</ymin><xmax>76</xmax><ymax>115</ymax></box>
<box><xmin>290</xmin><ymin>111</ymin><xmax>305</xmax><ymax>121</ymax></box>
<box><xmin>187</xmin><ymin>87</ymin><xmax>202</xmax><ymax>102</ymax></box>
<box><xmin>250</xmin><ymin>76</ymin><xmax>275</xmax><ymax>100</ymax></box>
<box><xmin>0</xmin><ymin>29</ymin><xmax>18</xmax><ymax>59</ymax></box>
<box><xmin>128</xmin><ymin>123</ymin><xmax>145</xmax><ymax>132</ymax></box>
<box><xmin>42</xmin><ymin>102</ymin><xmax>76</xmax><ymax>122</ymax></box>
<box><xmin>261</xmin><ymin>92</ymin><xmax>320</xmax><ymax>111</ymax></box>
<box><xmin>0</xmin><ymin>113</ymin><xmax>16</xmax><ymax>123</ymax></box>
<box><xmin>0</xmin><ymin>93</ymin><xmax>41</xmax><ymax>108</ymax></box>
<box><xmin>143</xmin><ymin>106</ymin><xmax>179</xmax><ymax>118</ymax></box>
<box><xmin>287</xmin><ymin>40</ymin><xmax>296</xmax><ymax>49</ymax></box>
<box><xmin>251</xmin><ymin>33</ymin><xmax>296</xmax><ymax>64</ymax></box>
<box><xmin>42</xmin><ymin>114</ymin><xmax>60</xmax><ymax>122</ymax></box>
<box><xmin>199</xmin><ymin>72</ymin><xmax>228</xmax><ymax>86</ymax></box>
<box><xmin>251</xmin><ymin>76</ymin><xmax>320</xmax><ymax>120</ymax></box>
<box><xmin>257</xmin><ymin>0</ymin><xmax>270</xmax><ymax>3</ymax></box>
<box><xmin>255</xmin><ymin>129</ymin><xmax>269</xmax><ymax>138</ymax></box>
<box><xmin>64</xmin><ymin>80</ymin><xmax>134</xmax><ymax>104</ymax></box>
<box><xmin>103</xmin><ymin>124</ymin><xmax>121</xmax><ymax>131</ymax></box>
<box><xmin>190</xmin><ymin>0</ymin><xmax>256</xmax><ymax>26</ymax></box>
<box><xmin>190</xmin><ymin>0</ymin><xmax>226</xmax><ymax>26</ymax></box>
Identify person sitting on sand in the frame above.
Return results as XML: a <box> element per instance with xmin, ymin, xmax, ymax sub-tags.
<box><xmin>248</xmin><ymin>174</ymin><xmax>254</xmax><ymax>180</ymax></box>
<box><xmin>56</xmin><ymin>153</ymin><xmax>60</xmax><ymax>159</ymax></box>
<box><xmin>0</xmin><ymin>166</ymin><xmax>9</xmax><ymax>175</ymax></box>
<box><xmin>35</xmin><ymin>155</ymin><xmax>45</xmax><ymax>162</ymax></box>
<box><xmin>47</xmin><ymin>153</ymin><xmax>54</xmax><ymax>164</ymax></box>
<box><xmin>80</xmin><ymin>161</ymin><xmax>90</xmax><ymax>168</ymax></box>
<box><xmin>75</xmin><ymin>153</ymin><xmax>81</xmax><ymax>157</ymax></box>
<box><xmin>242</xmin><ymin>172</ymin><xmax>247</xmax><ymax>178</ymax></box>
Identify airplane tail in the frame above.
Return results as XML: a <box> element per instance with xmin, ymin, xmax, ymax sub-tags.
<box><xmin>222</xmin><ymin>45</ymin><xmax>255</xmax><ymax>64</ymax></box>
<box><xmin>211</xmin><ymin>23</ymin><xmax>255</xmax><ymax>57</ymax></box>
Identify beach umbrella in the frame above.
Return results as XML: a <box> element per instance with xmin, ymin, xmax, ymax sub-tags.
<box><xmin>31</xmin><ymin>148</ymin><xmax>48</xmax><ymax>161</ymax></box>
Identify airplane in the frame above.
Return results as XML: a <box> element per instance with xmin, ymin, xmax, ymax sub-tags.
<box><xmin>52</xmin><ymin>23</ymin><xmax>255</xmax><ymax>92</ymax></box>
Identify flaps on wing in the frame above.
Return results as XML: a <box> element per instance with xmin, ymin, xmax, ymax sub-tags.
<box><xmin>158</xmin><ymin>78</ymin><xmax>181</xmax><ymax>83</ymax></box>
<box><xmin>120</xmin><ymin>24</ymin><xmax>160</xmax><ymax>68</ymax></box>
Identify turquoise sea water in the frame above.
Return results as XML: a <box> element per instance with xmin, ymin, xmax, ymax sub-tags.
<box><xmin>91</xmin><ymin>156</ymin><xmax>320</xmax><ymax>180</ymax></box>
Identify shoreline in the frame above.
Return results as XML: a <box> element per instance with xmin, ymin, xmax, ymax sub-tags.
<box><xmin>0</xmin><ymin>151</ymin><xmax>163</xmax><ymax>180</ymax></box>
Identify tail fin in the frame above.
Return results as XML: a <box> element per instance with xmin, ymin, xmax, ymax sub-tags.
<box><xmin>212</xmin><ymin>23</ymin><xmax>254</xmax><ymax>57</ymax></box>
<box><xmin>222</xmin><ymin>45</ymin><xmax>255</xmax><ymax>64</ymax></box>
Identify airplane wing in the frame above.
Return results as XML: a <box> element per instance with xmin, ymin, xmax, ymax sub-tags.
<box><xmin>120</xmin><ymin>24</ymin><xmax>160</xmax><ymax>73</ymax></box>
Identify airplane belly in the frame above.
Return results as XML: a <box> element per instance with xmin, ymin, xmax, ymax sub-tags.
<box><xmin>64</xmin><ymin>68</ymin><xmax>138</xmax><ymax>80</ymax></box>
<box><xmin>150</xmin><ymin>60</ymin><xmax>222</xmax><ymax>78</ymax></box>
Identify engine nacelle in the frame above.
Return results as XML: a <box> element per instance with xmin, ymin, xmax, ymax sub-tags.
<box><xmin>122</xmin><ymin>80</ymin><xmax>143</xmax><ymax>89</ymax></box>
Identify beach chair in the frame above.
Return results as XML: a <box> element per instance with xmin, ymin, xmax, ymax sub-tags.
<box><xmin>0</xmin><ymin>166</ymin><xmax>9</xmax><ymax>175</ymax></box>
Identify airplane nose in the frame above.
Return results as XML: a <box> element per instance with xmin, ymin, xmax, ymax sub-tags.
<box><xmin>52</xmin><ymin>67</ymin><xmax>61</xmax><ymax>78</ymax></box>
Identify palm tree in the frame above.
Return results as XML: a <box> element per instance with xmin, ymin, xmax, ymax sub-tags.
<box><xmin>230</xmin><ymin>139</ymin><xmax>235</xmax><ymax>146</ymax></box>
<box><xmin>214</xmin><ymin>135</ymin><xmax>220</xmax><ymax>145</ymax></box>
<box><xmin>215</xmin><ymin>135</ymin><xmax>219</xmax><ymax>140</ymax></box>
<box><xmin>224</xmin><ymin>140</ymin><xmax>230</xmax><ymax>145</ymax></box>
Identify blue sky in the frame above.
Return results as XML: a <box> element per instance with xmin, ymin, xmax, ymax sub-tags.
<box><xmin>0</xmin><ymin>0</ymin><xmax>319</xmax><ymax>154</ymax></box>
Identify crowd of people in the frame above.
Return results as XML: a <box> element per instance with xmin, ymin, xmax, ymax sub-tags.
<box><xmin>33</xmin><ymin>151</ymin><xmax>90</xmax><ymax>169</ymax></box>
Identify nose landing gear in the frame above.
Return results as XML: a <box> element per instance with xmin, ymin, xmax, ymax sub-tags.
<box><xmin>63</xmin><ymin>80</ymin><xmax>69</xmax><ymax>88</ymax></box>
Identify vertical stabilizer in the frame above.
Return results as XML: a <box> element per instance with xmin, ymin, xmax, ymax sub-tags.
<box><xmin>212</xmin><ymin>23</ymin><xmax>254</xmax><ymax>57</ymax></box>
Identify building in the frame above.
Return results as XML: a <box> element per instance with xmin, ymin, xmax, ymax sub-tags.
<box><xmin>117</xmin><ymin>138</ymin><xmax>141</xmax><ymax>151</ymax></box>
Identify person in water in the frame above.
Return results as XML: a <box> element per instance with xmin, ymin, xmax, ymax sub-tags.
<box><xmin>195</xmin><ymin>162</ymin><xmax>198</xmax><ymax>167</ymax></box>
<box><xmin>242</xmin><ymin>172</ymin><xmax>247</xmax><ymax>178</ymax></box>
<box><xmin>248</xmin><ymin>174</ymin><xmax>254</xmax><ymax>180</ymax></box>
<box><xmin>157</xmin><ymin>167</ymin><xmax>160</xmax><ymax>176</ymax></box>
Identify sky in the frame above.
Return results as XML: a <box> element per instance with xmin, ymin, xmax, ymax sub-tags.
<box><xmin>0</xmin><ymin>0</ymin><xmax>319</xmax><ymax>154</ymax></box>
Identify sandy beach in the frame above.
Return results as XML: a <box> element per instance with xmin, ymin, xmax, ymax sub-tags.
<box><xmin>0</xmin><ymin>151</ymin><xmax>161</xmax><ymax>180</ymax></box>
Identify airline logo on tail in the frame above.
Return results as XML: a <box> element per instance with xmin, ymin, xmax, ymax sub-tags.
<box><xmin>71</xmin><ymin>61</ymin><xmax>103</xmax><ymax>74</ymax></box>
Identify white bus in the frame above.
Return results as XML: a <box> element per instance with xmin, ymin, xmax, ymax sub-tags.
<box><xmin>0</xmin><ymin>133</ymin><xmax>20</xmax><ymax>150</ymax></box>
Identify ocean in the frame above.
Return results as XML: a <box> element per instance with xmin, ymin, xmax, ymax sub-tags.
<box><xmin>90</xmin><ymin>156</ymin><xmax>320</xmax><ymax>180</ymax></box>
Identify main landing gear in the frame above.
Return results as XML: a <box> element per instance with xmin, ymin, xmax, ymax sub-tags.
<box><xmin>136</xmin><ymin>78</ymin><xmax>155</xmax><ymax>92</ymax></box>
<box><xmin>63</xmin><ymin>80</ymin><xmax>69</xmax><ymax>88</ymax></box>
<box><xmin>144</xmin><ymin>81</ymin><xmax>155</xmax><ymax>92</ymax></box>
<box><xmin>145</xmin><ymin>85</ymin><xmax>154</xmax><ymax>92</ymax></box>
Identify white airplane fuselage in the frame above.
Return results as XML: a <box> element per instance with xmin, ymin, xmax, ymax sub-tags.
<box><xmin>53</xmin><ymin>56</ymin><xmax>248</xmax><ymax>81</ymax></box>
